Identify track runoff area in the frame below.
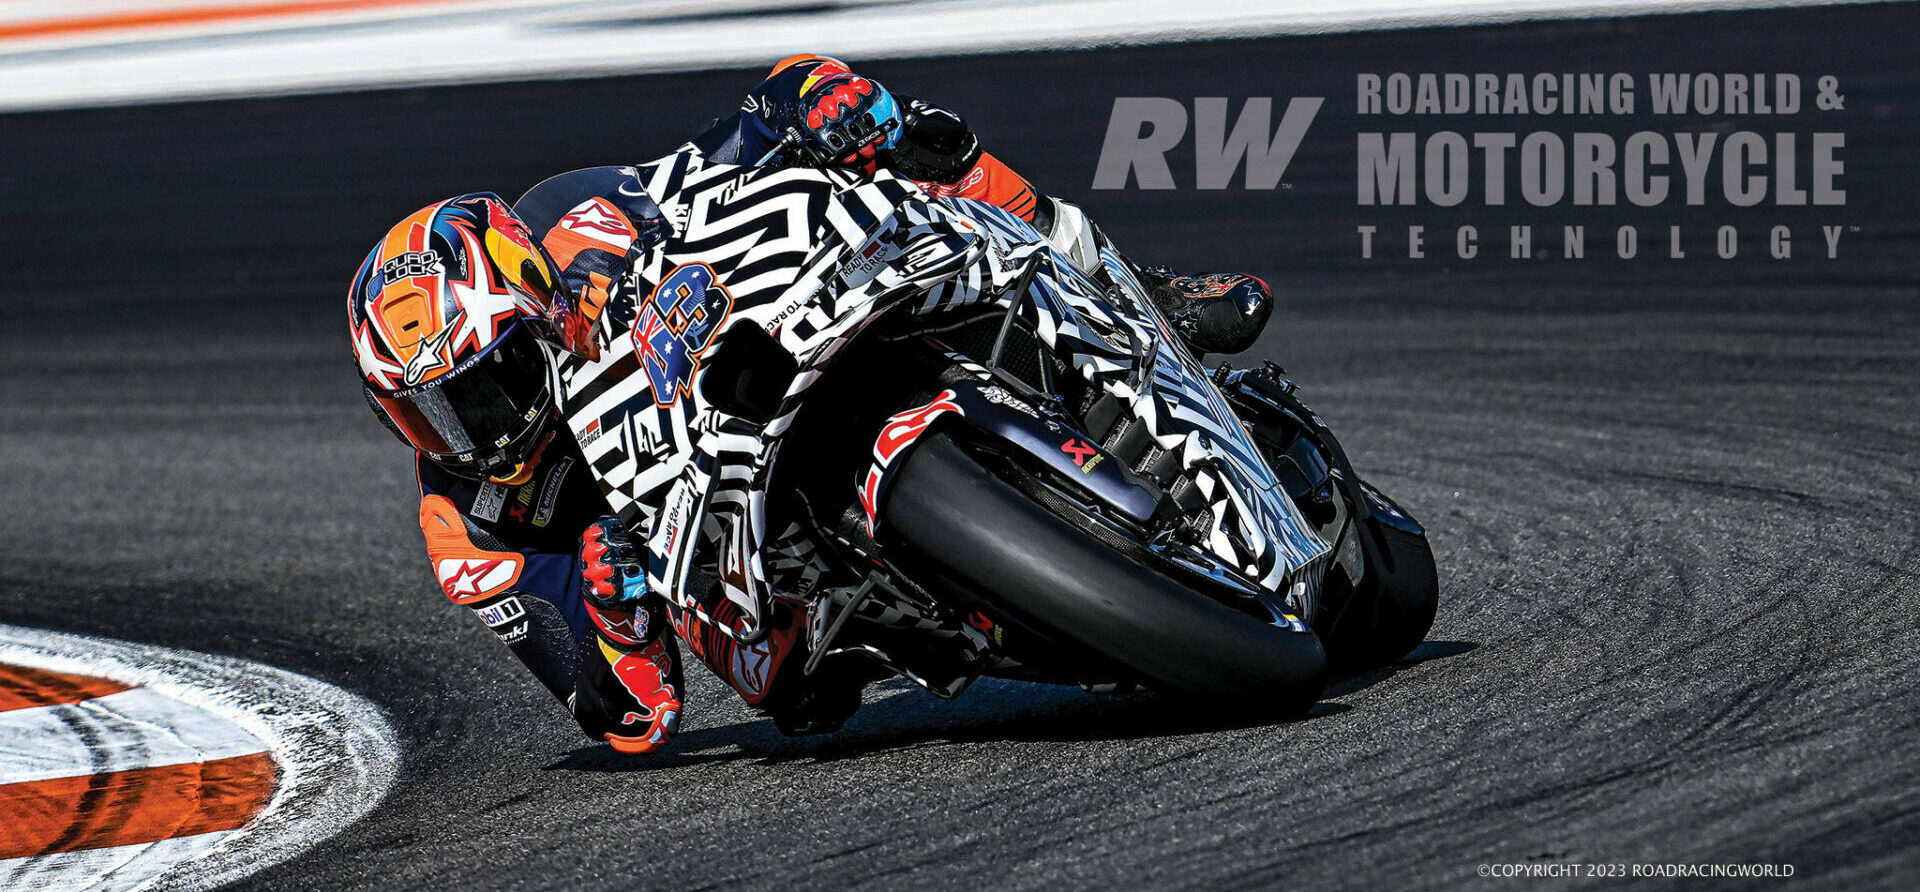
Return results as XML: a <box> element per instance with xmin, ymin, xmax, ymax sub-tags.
<box><xmin>0</xmin><ymin>626</ymin><xmax>398</xmax><ymax>891</ymax></box>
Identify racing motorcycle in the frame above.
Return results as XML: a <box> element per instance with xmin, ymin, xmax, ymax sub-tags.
<box><xmin>516</xmin><ymin>144</ymin><xmax>1437</xmax><ymax>726</ymax></box>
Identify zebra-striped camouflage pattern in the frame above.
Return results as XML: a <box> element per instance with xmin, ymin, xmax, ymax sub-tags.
<box><xmin>557</xmin><ymin>147</ymin><xmax>1330</xmax><ymax>642</ymax></box>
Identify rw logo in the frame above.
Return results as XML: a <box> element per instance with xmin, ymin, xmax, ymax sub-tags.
<box><xmin>1092</xmin><ymin>97</ymin><xmax>1324</xmax><ymax>190</ymax></box>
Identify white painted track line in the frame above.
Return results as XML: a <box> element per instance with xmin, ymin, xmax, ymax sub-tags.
<box><xmin>0</xmin><ymin>834</ymin><xmax>235</xmax><ymax>892</ymax></box>
<box><xmin>0</xmin><ymin>0</ymin><xmax>1875</xmax><ymax>111</ymax></box>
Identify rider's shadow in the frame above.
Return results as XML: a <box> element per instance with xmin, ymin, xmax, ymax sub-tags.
<box><xmin>545</xmin><ymin>639</ymin><xmax>1477</xmax><ymax>773</ymax></box>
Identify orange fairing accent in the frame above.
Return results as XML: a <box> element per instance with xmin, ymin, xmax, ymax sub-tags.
<box><xmin>922</xmin><ymin>152</ymin><xmax>1040</xmax><ymax>222</ymax></box>
<box><xmin>420</xmin><ymin>495</ymin><xmax>523</xmax><ymax>604</ymax></box>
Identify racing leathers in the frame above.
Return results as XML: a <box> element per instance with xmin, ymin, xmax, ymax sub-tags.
<box><xmin>415</xmin><ymin>165</ymin><xmax>838</xmax><ymax>751</ymax></box>
<box><xmin>416</xmin><ymin>433</ymin><xmax>683</xmax><ymax>753</ymax></box>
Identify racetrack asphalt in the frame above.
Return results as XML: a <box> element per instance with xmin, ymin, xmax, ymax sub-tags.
<box><xmin>3</xmin><ymin>3</ymin><xmax>1917</xmax><ymax>888</ymax></box>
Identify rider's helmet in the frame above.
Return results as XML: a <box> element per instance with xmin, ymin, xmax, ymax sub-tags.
<box><xmin>749</xmin><ymin>53</ymin><xmax>853</xmax><ymax>129</ymax></box>
<box><xmin>348</xmin><ymin>193</ymin><xmax>569</xmax><ymax>482</ymax></box>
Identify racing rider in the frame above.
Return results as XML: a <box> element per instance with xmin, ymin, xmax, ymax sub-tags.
<box><xmin>350</xmin><ymin>193</ymin><xmax>686</xmax><ymax>755</ymax></box>
<box><xmin>352</xmin><ymin>60</ymin><xmax>1286</xmax><ymax>758</ymax></box>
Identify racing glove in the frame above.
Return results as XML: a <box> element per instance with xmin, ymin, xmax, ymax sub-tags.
<box><xmin>1136</xmin><ymin>266</ymin><xmax>1275</xmax><ymax>356</ymax></box>
<box><xmin>795</xmin><ymin>72</ymin><xmax>903</xmax><ymax>174</ymax></box>
<box><xmin>571</xmin><ymin>517</ymin><xmax>684</xmax><ymax>754</ymax></box>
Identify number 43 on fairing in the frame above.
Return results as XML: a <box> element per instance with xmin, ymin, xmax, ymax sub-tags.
<box><xmin>635</xmin><ymin>261</ymin><xmax>735</xmax><ymax>407</ymax></box>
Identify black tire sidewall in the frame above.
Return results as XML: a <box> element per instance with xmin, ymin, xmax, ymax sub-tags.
<box><xmin>884</xmin><ymin>433</ymin><xmax>1327</xmax><ymax>711</ymax></box>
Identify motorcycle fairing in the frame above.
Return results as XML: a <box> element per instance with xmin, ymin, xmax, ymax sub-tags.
<box><xmin>857</xmin><ymin>376</ymin><xmax>1163</xmax><ymax>538</ymax></box>
<box><xmin>928</xmin><ymin>199</ymin><xmax>1333</xmax><ymax>601</ymax></box>
<box><xmin>558</xmin><ymin>147</ymin><xmax>1330</xmax><ymax>643</ymax></box>
<box><xmin>1116</xmin><ymin>249</ymin><xmax>1333</xmax><ymax>603</ymax></box>
<box><xmin>558</xmin><ymin>150</ymin><xmax>989</xmax><ymax>640</ymax></box>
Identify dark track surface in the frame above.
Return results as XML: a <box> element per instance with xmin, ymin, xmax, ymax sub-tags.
<box><xmin>4</xmin><ymin>4</ymin><xmax>1918</xmax><ymax>889</ymax></box>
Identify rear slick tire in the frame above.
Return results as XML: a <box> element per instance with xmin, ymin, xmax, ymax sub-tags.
<box><xmin>884</xmin><ymin>433</ymin><xmax>1327</xmax><ymax>714</ymax></box>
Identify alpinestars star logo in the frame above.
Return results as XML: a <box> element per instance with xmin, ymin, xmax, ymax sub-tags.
<box><xmin>401</xmin><ymin>313</ymin><xmax>460</xmax><ymax>387</ymax></box>
<box><xmin>437</xmin><ymin>556</ymin><xmax>520</xmax><ymax>603</ymax></box>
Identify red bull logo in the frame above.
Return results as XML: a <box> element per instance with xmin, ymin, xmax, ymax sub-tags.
<box><xmin>485</xmin><ymin>198</ymin><xmax>535</xmax><ymax>252</ymax></box>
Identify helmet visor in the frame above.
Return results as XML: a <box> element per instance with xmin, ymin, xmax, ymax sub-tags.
<box><xmin>370</xmin><ymin>325</ymin><xmax>552</xmax><ymax>462</ymax></box>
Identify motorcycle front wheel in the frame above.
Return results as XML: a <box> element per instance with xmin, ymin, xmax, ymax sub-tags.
<box><xmin>883</xmin><ymin>432</ymin><xmax>1327</xmax><ymax>714</ymax></box>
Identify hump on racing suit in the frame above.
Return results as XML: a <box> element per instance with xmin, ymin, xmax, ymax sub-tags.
<box><xmin>716</xmin><ymin>54</ymin><xmax>1273</xmax><ymax>353</ymax></box>
<box><xmin>508</xmin><ymin>166</ymin><xmax>671</xmax><ymax>360</ymax></box>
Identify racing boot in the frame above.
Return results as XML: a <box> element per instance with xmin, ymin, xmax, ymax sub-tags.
<box><xmin>765</xmin><ymin>658</ymin><xmax>869</xmax><ymax>737</ymax></box>
<box><xmin>1133</xmin><ymin>265</ymin><xmax>1275</xmax><ymax>356</ymax></box>
<box><xmin>572</xmin><ymin>623</ymin><xmax>684</xmax><ymax>754</ymax></box>
<box><xmin>571</xmin><ymin>518</ymin><xmax>684</xmax><ymax>754</ymax></box>
<box><xmin>1033</xmin><ymin>198</ymin><xmax>1274</xmax><ymax>357</ymax></box>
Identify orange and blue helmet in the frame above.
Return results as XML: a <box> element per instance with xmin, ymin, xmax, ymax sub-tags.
<box><xmin>348</xmin><ymin>193</ymin><xmax>568</xmax><ymax>480</ymax></box>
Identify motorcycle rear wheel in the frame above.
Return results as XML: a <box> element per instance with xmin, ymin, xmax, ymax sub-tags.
<box><xmin>884</xmin><ymin>433</ymin><xmax>1327</xmax><ymax>713</ymax></box>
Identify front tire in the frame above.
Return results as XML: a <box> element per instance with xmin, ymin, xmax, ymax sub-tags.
<box><xmin>884</xmin><ymin>433</ymin><xmax>1327</xmax><ymax>713</ymax></box>
<box><xmin>1320</xmin><ymin>520</ymin><xmax>1439</xmax><ymax>672</ymax></box>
